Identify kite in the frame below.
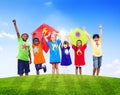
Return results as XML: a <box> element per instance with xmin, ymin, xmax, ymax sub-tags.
<box><xmin>68</xmin><ymin>28</ymin><xmax>87</xmax><ymax>46</ymax></box>
<box><xmin>32</xmin><ymin>23</ymin><xmax>59</xmax><ymax>53</ymax></box>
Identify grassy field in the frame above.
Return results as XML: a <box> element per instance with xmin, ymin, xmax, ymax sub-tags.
<box><xmin>0</xmin><ymin>74</ymin><xmax>120</xmax><ymax>95</ymax></box>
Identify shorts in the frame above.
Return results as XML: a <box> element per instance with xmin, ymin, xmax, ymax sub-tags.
<box><xmin>35</xmin><ymin>64</ymin><xmax>42</xmax><ymax>71</ymax></box>
<box><xmin>18</xmin><ymin>59</ymin><xmax>30</xmax><ymax>75</ymax></box>
<box><xmin>93</xmin><ymin>56</ymin><xmax>102</xmax><ymax>68</ymax></box>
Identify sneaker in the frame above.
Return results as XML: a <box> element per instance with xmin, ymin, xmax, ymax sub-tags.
<box><xmin>43</xmin><ymin>65</ymin><xmax>47</xmax><ymax>73</ymax></box>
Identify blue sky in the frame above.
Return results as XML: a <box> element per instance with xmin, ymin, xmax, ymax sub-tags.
<box><xmin>0</xmin><ymin>0</ymin><xmax>120</xmax><ymax>78</ymax></box>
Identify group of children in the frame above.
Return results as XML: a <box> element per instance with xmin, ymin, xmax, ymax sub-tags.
<box><xmin>12</xmin><ymin>20</ymin><xmax>103</xmax><ymax>76</ymax></box>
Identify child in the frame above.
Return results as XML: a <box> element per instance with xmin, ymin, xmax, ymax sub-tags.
<box><xmin>60</xmin><ymin>41</ymin><xmax>72</xmax><ymax>73</ymax></box>
<box><xmin>44</xmin><ymin>33</ymin><xmax>61</xmax><ymax>74</ymax></box>
<box><xmin>32</xmin><ymin>37</ymin><xmax>47</xmax><ymax>75</ymax></box>
<box><xmin>85</xmin><ymin>24</ymin><xmax>102</xmax><ymax>76</ymax></box>
<box><xmin>72</xmin><ymin>40</ymin><xmax>87</xmax><ymax>75</ymax></box>
<box><xmin>12</xmin><ymin>19</ymin><xmax>32</xmax><ymax>76</ymax></box>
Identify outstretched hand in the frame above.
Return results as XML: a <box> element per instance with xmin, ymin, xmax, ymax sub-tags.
<box><xmin>99</xmin><ymin>24</ymin><xmax>102</xmax><ymax>29</ymax></box>
<box><xmin>12</xmin><ymin>19</ymin><xmax>16</xmax><ymax>25</ymax></box>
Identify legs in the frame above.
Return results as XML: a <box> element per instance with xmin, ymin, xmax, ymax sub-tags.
<box><xmin>97</xmin><ymin>67</ymin><xmax>100</xmax><ymax>76</ymax></box>
<box><xmin>52</xmin><ymin>64</ymin><xmax>55</xmax><ymax>74</ymax></box>
<box><xmin>93</xmin><ymin>68</ymin><xmax>97</xmax><ymax>76</ymax></box>
<box><xmin>52</xmin><ymin>63</ymin><xmax>59</xmax><ymax>74</ymax></box>
<box><xmin>35</xmin><ymin>64</ymin><xmax>47</xmax><ymax>75</ymax></box>
<box><xmin>75</xmin><ymin>66</ymin><xmax>82</xmax><ymax>75</ymax></box>
<box><xmin>75</xmin><ymin>67</ymin><xmax>78</xmax><ymax>75</ymax></box>
<box><xmin>93</xmin><ymin>56</ymin><xmax>102</xmax><ymax>76</ymax></box>
<box><xmin>18</xmin><ymin>59</ymin><xmax>30</xmax><ymax>76</ymax></box>
<box><xmin>93</xmin><ymin>67</ymin><xmax>100</xmax><ymax>76</ymax></box>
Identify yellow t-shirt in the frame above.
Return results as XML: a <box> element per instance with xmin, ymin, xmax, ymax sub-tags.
<box><xmin>90</xmin><ymin>39</ymin><xmax>102</xmax><ymax>57</ymax></box>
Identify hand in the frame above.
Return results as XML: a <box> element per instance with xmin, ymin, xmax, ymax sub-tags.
<box><xmin>29</xmin><ymin>60</ymin><xmax>32</xmax><ymax>64</ymax></box>
<box><xmin>12</xmin><ymin>19</ymin><xmax>16</xmax><ymax>24</ymax></box>
<box><xmin>83</xmin><ymin>26</ymin><xmax>86</xmax><ymax>32</ymax></box>
<box><xmin>99</xmin><ymin>24</ymin><xmax>102</xmax><ymax>29</ymax></box>
<box><xmin>47</xmin><ymin>32</ymin><xmax>51</xmax><ymax>37</ymax></box>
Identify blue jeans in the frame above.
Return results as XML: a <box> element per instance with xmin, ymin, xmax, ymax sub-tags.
<box><xmin>93</xmin><ymin>56</ymin><xmax>102</xmax><ymax>68</ymax></box>
<box><xmin>35</xmin><ymin>64</ymin><xmax>42</xmax><ymax>71</ymax></box>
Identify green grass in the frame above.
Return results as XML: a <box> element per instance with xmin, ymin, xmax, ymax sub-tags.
<box><xmin>0</xmin><ymin>74</ymin><xmax>120</xmax><ymax>95</ymax></box>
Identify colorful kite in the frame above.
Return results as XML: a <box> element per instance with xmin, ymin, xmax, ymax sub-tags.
<box><xmin>68</xmin><ymin>28</ymin><xmax>87</xmax><ymax>46</ymax></box>
<box><xmin>32</xmin><ymin>23</ymin><xmax>59</xmax><ymax>53</ymax></box>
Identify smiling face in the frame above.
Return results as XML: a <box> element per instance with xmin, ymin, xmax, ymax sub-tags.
<box><xmin>93</xmin><ymin>34</ymin><xmax>100</xmax><ymax>42</ymax></box>
<box><xmin>76</xmin><ymin>40</ymin><xmax>82</xmax><ymax>47</ymax></box>
<box><xmin>63</xmin><ymin>44</ymin><xmax>68</xmax><ymax>48</ymax></box>
<box><xmin>51</xmin><ymin>34</ymin><xmax>56</xmax><ymax>42</ymax></box>
<box><xmin>21</xmin><ymin>33</ymin><xmax>29</xmax><ymax>41</ymax></box>
<box><xmin>63</xmin><ymin>41</ymin><xmax>69</xmax><ymax>48</ymax></box>
<box><xmin>93</xmin><ymin>37</ymin><xmax>99</xmax><ymax>42</ymax></box>
<box><xmin>33</xmin><ymin>38</ymin><xmax>40</xmax><ymax>45</ymax></box>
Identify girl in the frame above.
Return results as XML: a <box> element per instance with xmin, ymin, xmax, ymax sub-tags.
<box><xmin>72</xmin><ymin>40</ymin><xmax>87</xmax><ymax>75</ymax></box>
<box><xmin>60</xmin><ymin>41</ymin><xmax>72</xmax><ymax>73</ymax></box>
<box><xmin>32</xmin><ymin>37</ymin><xmax>47</xmax><ymax>75</ymax></box>
<box><xmin>44</xmin><ymin>33</ymin><xmax>61</xmax><ymax>74</ymax></box>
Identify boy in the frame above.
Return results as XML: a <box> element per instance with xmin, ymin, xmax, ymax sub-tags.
<box><xmin>85</xmin><ymin>24</ymin><xmax>102</xmax><ymax>76</ymax></box>
<box><xmin>13</xmin><ymin>19</ymin><xmax>32</xmax><ymax>76</ymax></box>
<box><xmin>32</xmin><ymin>37</ymin><xmax>47</xmax><ymax>75</ymax></box>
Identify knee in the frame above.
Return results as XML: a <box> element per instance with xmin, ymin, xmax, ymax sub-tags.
<box><xmin>76</xmin><ymin>67</ymin><xmax>78</xmax><ymax>70</ymax></box>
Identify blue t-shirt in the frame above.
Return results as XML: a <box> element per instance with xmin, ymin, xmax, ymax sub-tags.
<box><xmin>47</xmin><ymin>40</ymin><xmax>61</xmax><ymax>63</ymax></box>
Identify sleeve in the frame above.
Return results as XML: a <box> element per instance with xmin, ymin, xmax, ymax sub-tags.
<box><xmin>40</xmin><ymin>43</ymin><xmax>43</xmax><ymax>49</ymax></box>
<box><xmin>57</xmin><ymin>40</ymin><xmax>61</xmax><ymax>46</ymax></box>
<box><xmin>46</xmin><ymin>41</ymin><xmax>51</xmax><ymax>47</ymax></box>
<box><xmin>18</xmin><ymin>36</ymin><xmax>21</xmax><ymax>42</ymax></box>
<box><xmin>72</xmin><ymin>45</ymin><xmax>76</xmax><ymax>50</ymax></box>
<box><xmin>68</xmin><ymin>46</ymin><xmax>70</xmax><ymax>50</ymax></box>
<box><xmin>60</xmin><ymin>45</ymin><xmax>63</xmax><ymax>50</ymax></box>
<box><xmin>82</xmin><ymin>44</ymin><xmax>87</xmax><ymax>50</ymax></box>
<box><xmin>28</xmin><ymin>43</ymin><xmax>31</xmax><ymax>51</ymax></box>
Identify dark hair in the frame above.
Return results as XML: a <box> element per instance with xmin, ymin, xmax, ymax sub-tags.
<box><xmin>33</xmin><ymin>38</ymin><xmax>39</xmax><ymax>42</ymax></box>
<box><xmin>63</xmin><ymin>41</ymin><xmax>68</xmax><ymax>45</ymax></box>
<box><xmin>93</xmin><ymin>34</ymin><xmax>100</xmax><ymax>39</ymax></box>
<box><xmin>63</xmin><ymin>41</ymin><xmax>69</xmax><ymax>46</ymax></box>
<box><xmin>21</xmin><ymin>33</ymin><xmax>29</xmax><ymax>38</ymax></box>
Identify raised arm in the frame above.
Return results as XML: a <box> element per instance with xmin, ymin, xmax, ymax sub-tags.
<box><xmin>83</xmin><ymin>27</ymin><xmax>91</xmax><ymax>41</ymax></box>
<box><xmin>54</xmin><ymin>32</ymin><xmax>61</xmax><ymax>40</ymax></box>
<box><xmin>12</xmin><ymin>19</ymin><xmax>20</xmax><ymax>38</ymax></box>
<box><xmin>44</xmin><ymin>32</ymin><xmax>50</xmax><ymax>42</ymax></box>
<box><xmin>66</xmin><ymin>35</ymin><xmax>72</xmax><ymax>46</ymax></box>
<box><xmin>99</xmin><ymin>24</ymin><xmax>102</xmax><ymax>40</ymax></box>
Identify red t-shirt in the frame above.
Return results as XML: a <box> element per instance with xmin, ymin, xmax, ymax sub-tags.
<box><xmin>72</xmin><ymin>44</ymin><xmax>87</xmax><ymax>66</ymax></box>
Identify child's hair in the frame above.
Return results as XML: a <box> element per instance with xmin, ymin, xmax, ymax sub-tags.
<box><xmin>33</xmin><ymin>38</ymin><xmax>39</xmax><ymax>43</ymax></box>
<box><xmin>76</xmin><ymin>40</ymin><xmax>82</xmax><ymax>46</ymax></box>
<box><xmin>93</xmin><ymin>34</ymin><xmax>100</xmax><ymax>39</ymax></box>
<box><xmin>63</xmin><ymin>41</ymin><xmax>69</xmax><ymax>46</ymax></box>
<box><xmin>21</xmin><ymin>33</ymin><xmax>29</xmax><ymax>38</ymax></box>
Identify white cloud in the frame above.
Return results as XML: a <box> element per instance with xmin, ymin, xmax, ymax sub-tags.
<box><xmin>106</xmin><ymin>59</ymin><xmax>120</xmax><ymax>68</ymax></box>
<box><xmin>0</xmin><ymin>46</ymin><xmax>3</xmax><ymax>52</ymax></box>
<box><xmin>104</xmin><ymin>59</ymin><xmax>120</xmax><ymax>77</ymax></box>
<box><xmin>45</xmin><ymin>1</ymin><xmax>53</xmax><ymax>7</ymax></box>
<box><xmin>0</xmin><ymin>32</ymin><xmax>16</xmax><ymax>39</ymax></box>
<box><xmin>0</xmin><ymin>22</ymin><xmax>8</xmax><ymax>26</ymax></box>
